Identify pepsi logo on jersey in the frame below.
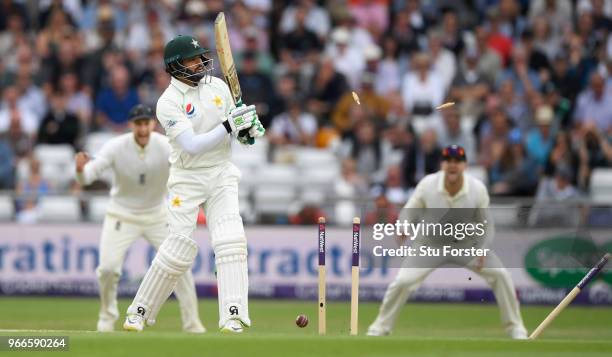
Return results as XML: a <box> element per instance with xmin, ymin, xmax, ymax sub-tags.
<box><xmin>185</xmin><ymin>103</ymin><xmax>196</xmax><ymax>118</ymax></box>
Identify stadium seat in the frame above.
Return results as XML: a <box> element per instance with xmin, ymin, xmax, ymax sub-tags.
<box><xmin>590</xmin><ymin>168</ymin><xmax>612</xmax><ymax>204</ymax></box>
<box><xmin>33</xmin><ymin>145</ymin><xmax>76</xmax><ymax>189</ymax></box>
<box><xmin>85</xmin><ymin>132</ymin><xmax>118</xmax><ymax>155</ymax></box>
<box><xmin>0</xmin><ymin>195</ymin><xmax>14</xmax><ymax>220</ymax></box>
<box><xmin>231</xmin><ymin>137</ymin><xmax>268</xmax><ymax>170</ymax></box>
<box><xmin>89</xmin><ymin>196</ymin><xmax>109</xmax><ymax>222</ymax></box>
<box><xmin>294</xmin><ymin>148</ymin><xmax>337</xmax><ymax>169</ymax></box>
<box><xmin>253</xmin><ymin>186</ymin><xmax>296</xmax><ymax>216</ymax></box>
<box><xmin>38</xmin><ymin>196</ymin><xmax>81</xmax><ymax>222</ymax></box>
<box><xmin>251</xmin><ymin>164</ymin><xmax>299</xmax><ymax>187</ymax></box>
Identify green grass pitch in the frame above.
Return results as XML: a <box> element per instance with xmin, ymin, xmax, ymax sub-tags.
<box><xmin>0</xmin><ymin>297</ymin><xmax>610</xmax><ymax>356</ymax></box>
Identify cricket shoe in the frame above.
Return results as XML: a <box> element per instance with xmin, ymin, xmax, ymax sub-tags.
<box><xmin>183</xmin><ymin>321</ymin><xmax>206</xmax><ymax>334</ymax></box>
<box><xmin>220</xmin><ymin>319</ymin><xmax>244</xmax><ymax>334</ymax></box>
<box><xmin>510</xmin><ymin>327</ymin><xmax>528</xmax><ymax>340</ymax></box>
<box><xmin>366</xmin><ymin>326</ymin><xmax>390</xmax><ymax>336</ymax></box>
<box><xmin>123</xmin><ymin>313</ymin><xmax>145</xmax><ymax>332</ymax></box>
<box><xmin>96</xmin><ymin>318</ymin><xmax>115</xmax><ymax>332</ymax></box>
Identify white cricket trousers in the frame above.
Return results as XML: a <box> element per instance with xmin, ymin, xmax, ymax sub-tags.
<box><xmin>369</xmin><ymin>252</ymin><xmax>526</xmax><ymax>335</ymax></box>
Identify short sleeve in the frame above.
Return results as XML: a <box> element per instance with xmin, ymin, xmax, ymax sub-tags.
<box><xmin>156</xmin><ymin>98</ymin><xmax>192</xmax><ymax>140</ymax></box>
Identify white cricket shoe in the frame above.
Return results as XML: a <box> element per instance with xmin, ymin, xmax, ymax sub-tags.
<box><xmin>123</xmin><ymin>313</ymin><xmax>145</xmax><ymax>332</ymax></box>
<box><xmin>220</xmin><ymin>319</ymin><xmax>244</xmax><ymax>334</ymax></box>
<box><xmin>366</xmin><ymin>326</ymin><xmax>390</xmax><ymax>336</ymax></box>
<box><xmin>96</xmin><ymin>318</ymin><xmax>115</xmax><ymax>332</ymax></box>
<box><xmin>510</xmin><ymin>327</ymin><xmax>528</xmax><ymax>340</ymax></box>
<box><xmin>184</xmin><ymin>321</ymin><xmax>206</xmax><ymax>334</ymax></box>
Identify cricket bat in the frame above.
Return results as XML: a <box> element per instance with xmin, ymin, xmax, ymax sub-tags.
<box><xmin>214</xmin><ymin>12</ymin><xmax>253</xmax><ymax>143</ymax></box>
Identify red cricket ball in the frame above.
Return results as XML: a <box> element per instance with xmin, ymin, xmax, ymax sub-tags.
<box><xmin>295</xmin><ymin>314</ymin><xmax>308</xmax><ymax>328</ymax></box>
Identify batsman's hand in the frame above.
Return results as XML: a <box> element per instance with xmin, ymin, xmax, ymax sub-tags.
<box><xmin>224</xmin><ymin>105</ymin><xmax>256</xmax><ymax>133</ymax></box>
<box><xmin>248</xmin><ymin>116</ymin><xmax>265</xmax><ymax>139</ymax></box>
<box><xmin>75</xmin><ymin>152</ymin><xmax>90</xmax><ymax>173</ymax></box>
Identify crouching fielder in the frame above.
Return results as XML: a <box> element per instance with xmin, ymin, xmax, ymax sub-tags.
<box><xmin>123</xmin><ymin>35</ymin><xmax>264</xmax><ymax>333</ymax></box>
<box><xmin>75</xmin><ymin>104</ymin><xmax>205</xmax><ymax>333</ymax></box>
<box><xmin>367</xmin><ymin>145</ymin><xmax>528</xmax><ymax>339</ymax></box>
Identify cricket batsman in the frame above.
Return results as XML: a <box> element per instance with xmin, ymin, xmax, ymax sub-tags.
<box><xmin>75</xmin><ymin>104</ymin><xmax>205</xmax><ymax>333</ymax></box>
<box><xmin>367</xmin><ymin>145</ymin><xmax>528</xmax><ymax>339</ymax></box>
<box><xmin>123</xmin><ymin>35</ymin><xmax>264</xmax><ymax>333</ymax></box>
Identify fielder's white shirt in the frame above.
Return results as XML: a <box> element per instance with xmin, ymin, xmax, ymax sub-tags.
<box><xmin>405</xmin><ymin>170</ymin><xmax>489</xmax><ymax>209</ymax></box>
<box><xmin>156</xmin><ymin>76</ymin><xmax>235</xmax><ymax>169</ymax></box>
<box><xmin>76</xmin><ymin>132</ymin><xmax>170</xmax><ymax>222</ymax></box>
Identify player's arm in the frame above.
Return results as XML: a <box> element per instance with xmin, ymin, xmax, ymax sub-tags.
<box><xmin>75</xmin><ymin>143</ymin><xmax>114</xmax><ymax>186</ymax></box>
<box><xmin>158</xmin><ymin>98</ymin><xmax>254</xmax><ymax>155</ymax></box>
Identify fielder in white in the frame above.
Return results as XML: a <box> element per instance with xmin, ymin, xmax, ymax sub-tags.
<box><xmin>367</xmin><ymin>145</ymin><xmax>528</xmax><ymax>339</ymax></box>
<box><xmin>75</xmin><ymin>104</ymin><xmax>205</xmax><ymax>333</ymax></box>
<box><xmin>123</xmin><ymin>35</ymin><xmax>264</xmax><ymax>333</ymax></box>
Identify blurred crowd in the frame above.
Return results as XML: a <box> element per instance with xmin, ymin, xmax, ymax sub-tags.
<box><xmin>0</xmin><ymin>0</ymin><xmax>611</xmax><ymax>219</ymax></box>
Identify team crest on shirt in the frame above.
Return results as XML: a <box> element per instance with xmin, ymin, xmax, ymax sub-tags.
<box><xmin>185</xmin><ymin>103</ymin><xmax>196</xmax><ymax>118</ymax></box>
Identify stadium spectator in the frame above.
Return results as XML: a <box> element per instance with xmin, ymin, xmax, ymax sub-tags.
<box><xmin>0</xmin><ymin>0</ymin><xmax>30</xmax><ymax>32</ymax></box>
<box><xmin>573</xmin><ymin>72</ymin><xmax>612</xmax><ymax>132</ymax></box>
<box><xmin>450</xmin><ymin>47</ymin><xmax>490</xmax><ymax>118</ymax></box>
<box><xmin>434</xmin><ymin>107</ymin><xmax>476</xmax><ymax>164</ymax></box>
<box><xmin>490</xmin><ymin>129</ymin><xmax>539</xmax><ymax>196</ymax></box>
<box><xmin>576</xmin><ymin>122</ymin><xmax>612</xmax><ymax>184</ymax></box>
<box><xmin>278</xmin><ymin>5</ymin><xmax>322</xmax><ymax>76</ymax></box>
<box><xmin>332</xmin><ymin>73</ymin><xmax>388</xmax><ymax>137</ymax></box>
<box><xmin>0</xmin><ymin>85</ymin><xmax>38</xmax><ymax>137</ymax></box>
<box><xmin>334</xmin><ymin>158</ymin><xmax>367</xmax><ymax>226</ymax></box>
<box><xmin>473</xmin><ymin>25</ymin><xmax>503</xmax><ymax>85</ymax></box>
<box><xmin>333</xmin><ymin>10</ymin><xmax>375</xmax><ymax>51</ymax></box>
<box><xmin>374</xmin><ymin>36</ymin><xmax>401</xmax><ymax>95</ymax></box>
<box><xmin>269</xmin><ymin>98</ymin><xmax>318</xmax><ymax>147</ymax></box>
<box><xmin>498</xmin><ymin>45</ymin><xmax>541</xmax><ymax>98</ymax></box>
<box><xmin>238</xmin><ymin>51</ymin><xmax>276</xmax><ymax>127</ymax></box>
<box><xmin>235</xmin><ymin>27</ymin><xmax>275</xmax><ymax>75</ymax></box>
<box><xmin>529</xmin><ymin>165</ymin><xmax>583</xmax><ymax>227</ymax></box>
<box><xmin>401</xmin><ymin>128</ymin><xmax>441</xmax><ymax>188</ymax></box>
<box><xmin>478</xmin><ymin>104</ymin><xmax>512</xmax><ymax>169</ymax></box>
<box><xmin>94</xmin><ymin>65</ymin><xmax>139</xmax><ymax>131</ymax></box>
<box><xmin>380</xmin><ymin>165</ymin><xmax>407</xmax><ymax>205</ymax></box>
<box><xmin>15</xmin><ymin>157</ymin><xmax>49</xmax><ymax>224</ymax></box>
<box><xmin>428</xmin><ymin>30</ymin><xmax>456</xmax><ymax>91</ymax></box>
<box><xmin>531</xmin><ymin>16</ymin><xmax>561</xmax><ymax>60</ymax></box>
<box><xmin>37</xmin><ymin>91</ymin><xmax>80</xmax><ymax>149</ymax></box>
<box><xmin>544</xmin><ymin>131</ymin><xmax>581</xmax><ymax>186</ymax></box>
<box><xmin>386</xmin><ymin>2</ymin><xmax>421</xmax><ymax>56</ymax></box>
<box><xmin>439</xmin><ymin>7</ymin><xmax>464</xmax><ymax>56</ymax></box>
<box><xmin>306</xmin><ymin>57</ymin><xmax>349</xmax><ymax>123</ymax></box>
<box><xmin>340</xmin><ymin>119</ymin><xmax>391</xmax><ymax>183</ymax></box>
<box><xmin>364</xmin><ymin>191</ymin><xmax>399</xmax><ymax>226</ymax></box>
<box><xmin>347</xmin><ymin>0</ymin><xmax>389</xmax><ymax>38</ymax></box>
<box><xmin>401</xmin><ymin>52</ymin><xmax>445</xmax><ymax>117</ymax></box>
<box><xmin>14</xmin><ymin>64</ymin><xmax>46</xmax><ymax>123</ymax></box>
<box><xmin>325</xmin><ymin>27</ymin><xmax>365</xmax><ymax>89</ymax></box>
<box><xmin>497</xmin><ymin>0</ymin><xmax>527</xmax><ymax>40</ymax></box>
<box><xmin>528</xmin><ymin>0</ymin><xmax>573</xmax><ymax>36</ymax></box>
<box><xmin>279</xmin><ymin>0</ymin><xmax>330</xmax><ymax>38</ymax></box>
<box><xmin>526</xmin><ymin>105</ymin><xmax>556</xmax><ymax>168</ymax></box>
<box><xmin>0</xmin><ymin>136</ymin><xmax>15</xmax><ymax>189</ymax></box>
<box><xmin>59</xmin><ymin>71</ymin><xmax>93</xmax><ymax>126</ymax></box>
<box><xmin>485</xmin><ymin>8</ymin><xmax>513</xmax><ymax>66</ymax></box>
<box><xmin>0</xmin><ymin>13</ymin><xmax>26</xmax><ymax>62</ymax></box>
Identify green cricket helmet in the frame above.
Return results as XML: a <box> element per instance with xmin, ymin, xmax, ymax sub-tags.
<box><xmin>164</xmin><ymin>35</ymin><xmax>213</xmax><ymax>85</ymax></box>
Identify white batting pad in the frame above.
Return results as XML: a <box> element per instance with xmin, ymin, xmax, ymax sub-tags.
<box><xmin>127</xmin><ymin>234</ymin><xmax>198</xmax><ymax>325</ymax></box>
<box><xmin>209</xmin><ymin>214</ymin><xmax>250</xmax><ymax>328</ymax></box>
